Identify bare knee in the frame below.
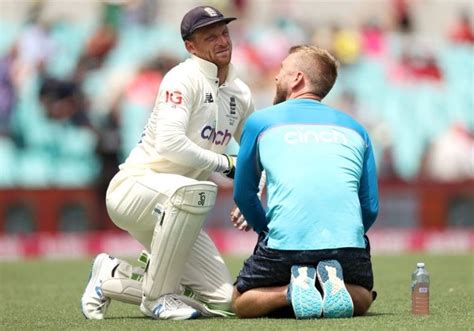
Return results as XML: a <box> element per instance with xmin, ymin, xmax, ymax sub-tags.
<box><xmin>231</xmin><ymin>288</ymin><xmax>247</xmax><ymax>318</ymax></box>
<box><xmin>231</xmin><ymin>288</ymin><xmax>255</xmax><ymax>318</ymax></box>
<box><xmin>231</xmin><ymin>286</ymin><xmax>289</xmax><ymax>318</ymax></box>
<box><xmin>346</xmin><ymin>284</ymin><xmax>373</xmax><ymax>316</ymax></box>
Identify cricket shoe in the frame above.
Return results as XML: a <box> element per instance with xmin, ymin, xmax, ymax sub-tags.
<box><xmin>81</xmin><ymin>253</ymin><xmax>119</xmax><ymax>320</ymax></box>
<box><xmin>140</xmin><ymin>294</ymin><xmax>201</xmax><ymax>320</ymax></box>
<box><xmin>287</xmin><ymin>265</ymin><xmax>322</xmax><ymax>319</ymax></box>
<box><xmin>316</xmin><ymin>260</ymin><xmax>354</xmax><ymax>318</ymax></box>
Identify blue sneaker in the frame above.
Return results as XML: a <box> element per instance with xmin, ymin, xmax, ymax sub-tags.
<box><xmin>316</xmin><ymin>260</ymin><xmax>354</xmax><ymax>318</ymax></box>
<box><xmin>287</xmin><ymin>265</ymin><xmax>322</xmax><ymax>319</ymax></box>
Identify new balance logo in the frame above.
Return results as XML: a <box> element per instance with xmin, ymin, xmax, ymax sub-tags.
<box><xmin>204</xmin><ymin>93</ymin><xmax>214</xmax><ymax>103</ymax></box>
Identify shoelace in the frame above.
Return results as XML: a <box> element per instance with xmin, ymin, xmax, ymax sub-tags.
<box><xmin>162</xmin><ymin>295</ymin><xmax>191</xmax><ymax>310</ymax></box>
<box><xmin>95</xmin><ymin>300</ymin><xmax>109</xmax><ymax>312</ymax></box>
<box><xmin>91</xmin><ymin>285</ymin><xmax>109</xmax><ymax>312</ymax></box>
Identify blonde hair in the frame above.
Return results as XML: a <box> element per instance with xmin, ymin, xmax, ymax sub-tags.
<box><xmin>289</xmin><ymin>45</ymin><xmax>338</xmax><ymax>99</ymax></box>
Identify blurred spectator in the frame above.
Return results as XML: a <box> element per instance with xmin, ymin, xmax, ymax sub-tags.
<box><xmin>122</xmin><ymin>0</ymin><xmax>158</xmax><ymax>26</ymax></box>
<box><xmin>76</xmin><ymin>0</ymin><xmax>122</xmax><ymax>71</ymax></box>
<box><xmin>448</xmin><ymin>12</ymin><xmax>474</xmax><ymax>44</ymax></box>
<box><xmin>392</xmin><ymin>0</ymin><xmax>414</xmax><ymax>33</ymax></box>
<box><xmin>0</xmin><ymin>46</ymin><xmax>18</xmax><ymax>136</ymax></box>
<box><xmin>95</xmin><ymin>97</ymin><xmax>122</xmax><ymax>228</ymax></box>
<box><xmin>249</xmin><ymin>17</ymin><xmax>306</xmax><ymax>72</ymax></box>
<box><xmin>81</xmin><ymin>23</ymin><xmax>118</xmax><ymax>70</ymax></box>
<box><xmin>388</xmin><ymin>49</ymin><xmax>443</xmax><ymax>83</ymax></box>
<box><xmin>331</xmin><ymin>25</ymin><xmax>361</xmax><ymax>66</ymax></box>
<box><xmin>422</xmin><ymin>123</ymin><xmax>474</xmax><ymax>181</ymax></box>
<box><xmin>103</xmin><ymin>0</ymin><xmax>125</xmax><ymax>29</ymax></box>
<box><xmin>17</xmin><ymin>20</ymin><xmax>55</xmax><ymax>73</ymax></box>
<box><xmin>39</xmin><ymin>75</ymin><xmax>90</xmax><ymax>127</ymax></box>
<box><xmin>232</xmin><ymin>0</ymin><xmax>249</xmax><ymax>16</ymax></box>
<box><xmin>409</xmin><ymin>54</ymin><xmax>443</xmax><ymax>81</ymax></box>
<box><xmin>123</xmin><ymin>55</ymin><xmax>178</xmax><ymax>107</ymax></box>
<box><xmin>360</xmin><ymin>18</ymin><xmax>386</xmax><ymax>58</ymax></box>
<box><xmin>0</xmin><ymin>0</ymin><xmax>472</xmax><ymax>187</ymax></box>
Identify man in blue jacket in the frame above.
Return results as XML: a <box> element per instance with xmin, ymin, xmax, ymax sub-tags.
<box><xmin>232</xmin><ymin>45</ymin><xmax>379</xmax><ymax>319</ymax></box>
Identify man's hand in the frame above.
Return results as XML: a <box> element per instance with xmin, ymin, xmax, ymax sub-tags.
<box><xmin>230</xmin><ymin>205</ymin><xmax>252</xmax><ymax>232</ymax></box>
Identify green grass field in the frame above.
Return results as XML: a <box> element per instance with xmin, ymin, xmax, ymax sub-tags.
<box><xmin>1</xmin><ymin>254</ymin><xmax>473</xmax><ymax>330</ymax></box>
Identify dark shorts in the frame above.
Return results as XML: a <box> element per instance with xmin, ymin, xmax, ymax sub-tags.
<box><xmin>235</xmin><ymin>233</ymin><xmax>374</xmax><ymax>294</ymax></box>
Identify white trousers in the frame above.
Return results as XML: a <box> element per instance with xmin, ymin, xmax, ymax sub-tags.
<box><xmin>105</xmin><ymin>168</ymin><xmax>233</xmax><ymax>305</ymax></box>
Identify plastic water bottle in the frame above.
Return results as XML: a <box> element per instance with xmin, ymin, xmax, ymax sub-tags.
<box><xmin>411</xmin><ymin>262</ymin><xmax>430</xmax><ymax>315</ymax></box>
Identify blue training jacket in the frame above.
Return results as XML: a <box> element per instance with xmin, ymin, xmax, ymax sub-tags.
<box><xmin>233</xmin><ymin>98</ymin><xmax>379</xmax><ymax>250</ymax></box>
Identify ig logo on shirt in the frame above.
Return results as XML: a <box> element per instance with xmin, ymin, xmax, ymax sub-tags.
<box><xmin>164</xmin><ymin>90</ymin><xmax>183</xmax><ymax>105</ymax></box>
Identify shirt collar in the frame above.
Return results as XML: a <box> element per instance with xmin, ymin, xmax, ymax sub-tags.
<box><xmin>190</xmin><ymin>55</ymin><xmax>237</xmax><ymax>85</ymax></box>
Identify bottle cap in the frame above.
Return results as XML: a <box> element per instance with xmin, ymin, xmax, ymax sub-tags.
<box><xmin>417</xmin><ymin>262</ymin><xmax>425</xmax><ymax>267</ymax></box>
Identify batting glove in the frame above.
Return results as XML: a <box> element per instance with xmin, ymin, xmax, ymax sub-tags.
<box><xmin>222</xmin><ymin>154</ymin><xmax>236</xmax><ymax>179</ymax></box>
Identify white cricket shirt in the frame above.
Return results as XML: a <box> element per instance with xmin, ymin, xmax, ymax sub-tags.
<box><xmin>120</xmin><ymin>55</ymin><xmax>255</xmax><ymax>180</ymax></box>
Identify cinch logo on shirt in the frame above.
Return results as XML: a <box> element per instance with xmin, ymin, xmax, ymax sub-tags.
<box><xmin>284</xmin><ymin>128</ymin><xmax>348</xmax><ymax>145</ymax></box>
<box><xmin>201</xmin><ymin>125</ymin><xmax>232</xmax><ymax>145</ymax></box>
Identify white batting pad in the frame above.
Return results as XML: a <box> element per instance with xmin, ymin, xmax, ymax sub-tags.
<box><xmin>143</xmin><ymin>181</ymin><xmax>217</xmax><ymax>301</ymax></box>
<box><xmin>102</xmin><ymin>278</ymin><xmax>143</xmax><ymax>305</ymax></box>
<box><xmin>100</xmin><ymin>258</ymin><xmax>145</xmax><ymax>305</ymax></box>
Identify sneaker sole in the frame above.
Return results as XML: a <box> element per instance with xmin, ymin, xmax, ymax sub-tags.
<box><xmin>140</xmin><ymin>302</ymin><xmax>155</xmax><ymax>319</ymax></box>
<box><xmin>141</xmin><ymin>302</ymin><xmax>201</xmax><ymax>320</ymax></box>
<box><xmin>80</xmin><ymin>253</ymin><xmax>111</xmax><ymax>319</ymax></box>
<box><xmin>289</xmin><ymin>265</ymin><xmax>322</xmax><ymax>319</ymax></box>
<box><xmin>317</xmin><ymin>260</ymin><xmax>353</xmax><ymax>318</ymax></box>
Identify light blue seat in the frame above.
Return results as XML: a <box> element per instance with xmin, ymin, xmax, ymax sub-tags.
<box><xmin>0</xmin><ymin>137</ymin><xmax>17</xmax><ymax>187</ymax></box>
<box><xmin>382</xmin><ymin>88</ymin><xmax>425</xmax><ymax>180</ymax></box>
<box><xmin>105</xmin><ymin>23</ymin><xmax>185</xmax><ymax>69</ymax></box>
<box><xmin>52</xmin><ymin>125</ymin><xmax>100</xmax><ymax>187</ymax></box>
<box><xmin>9</xmin><ymin>74</ymin><xmax>58</xmax><ymax>153</ymax></box>
<box><xmin>45</xmin><ymin>21</ymin><xmax>96</xmax><ymax>78</ymax></box>
<box><xmin>106</xmin><ymin>25</ymin><xmax>147</xmax><ymax>67</ymax></box>
<box><xmin>0</xmin><ymin>20</ymin><xmax>22</xmax><ymax>55</ymax></box>
<box><xmin>52</xmin><ymin>156</ymin><xmax>100</xmax><ymax>187</ymax></box>
<box><xmin>16</xmin><ymin>149</ymin><xmax>52</xmax><ymax>187</ymax></box>
<box><xmin>413</xmin><ymin>86</ymin><xmax>448</xmax><ymax>142</ymax></box>
<box><xmin>438</xmin><ymin>44</ymin><xmax>474</xmax><ymax>94</ymax></box>
<box><xmin>58</xmin><ymin>125</ymin><xmax>98</xmax><ymax>158</ymax></box>
<box><xmin>81</xmin><ymin>69</ymin><xmax>107</xmax><ymax>107</ymax></box>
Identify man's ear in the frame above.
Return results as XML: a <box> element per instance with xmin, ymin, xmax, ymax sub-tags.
<box><xmin>290</xmin><ymin>71</ymin><xmax>305</xmax><ymax>90</ymax></box>
<box><xmin>184</xmin><ymin>40</ymin><xmax>195</xmax><ymax>54</ymax></box>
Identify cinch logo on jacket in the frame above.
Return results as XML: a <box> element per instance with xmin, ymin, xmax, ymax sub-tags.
<box><xmin>201</xmin><ymin>125</ymin><xmax>232</xmax><ymax>145</ymax></box>
<box><xmin>284</xmin><ymin>128</ymin><xmax>348</xmax><ymax>145</ymax></box>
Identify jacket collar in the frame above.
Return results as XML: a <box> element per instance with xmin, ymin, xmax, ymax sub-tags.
<box><xmin>191</xmin><ymin>55</ymin><xmax>237</xmax><ymax>85</ymax></box>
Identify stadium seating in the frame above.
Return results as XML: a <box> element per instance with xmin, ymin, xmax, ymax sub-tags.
<box><xmin>0</xmin><ymin>20</ymin><xmax>21</xmax><ymax>54</ymax></box>
<box><xmin>0</xmin><ymin>18</ymin><xmax>472</xmax><ymax>187</ymax></box>
<box><xmin>46</xmin><ymin>21</ymin><xmax>95</xmax><ymax>78</ymax></box>
<box><xmin>0</xmin><ymin>137</ymin><xmax>16</xmax><ymax>187</ymax></box>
